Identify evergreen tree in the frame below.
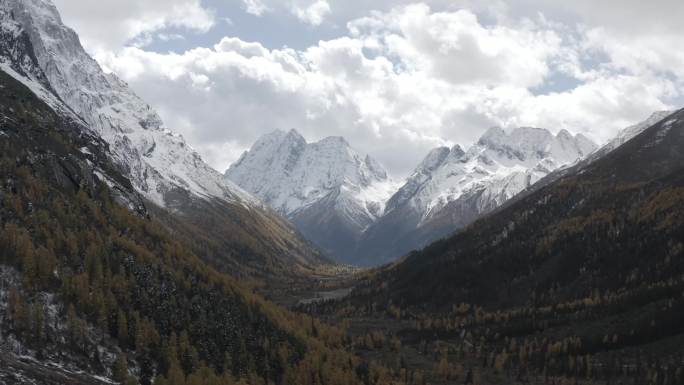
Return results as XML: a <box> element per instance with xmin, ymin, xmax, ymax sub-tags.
<box><xmin>113</xmin><ymin>352</ymin><xmax>129</xmax><ymax>384</ymax></box>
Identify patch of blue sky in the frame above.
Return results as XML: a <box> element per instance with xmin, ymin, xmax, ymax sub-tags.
<box><xmin>530</xmin><ymin>72</ymin><xmax>583</xmax><ymax>95</ymax></box>
<box><xmin>140</xmin><ymin>0</ymin><xmax>348</xmax><ymax>53</ymax></box>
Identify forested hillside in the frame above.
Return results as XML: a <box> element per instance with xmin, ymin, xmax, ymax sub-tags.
<box><xmin>0</xmin><ymin>69</ymin><xmax>364</xmax><ymax>385</ymax></box>
<box><xmin>310</xmin><ymin>110</ymin><xmax>684</xmax><ymax>384</ymax></box>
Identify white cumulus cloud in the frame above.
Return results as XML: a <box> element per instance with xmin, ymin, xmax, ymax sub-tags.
<box><xmin>58</xmin><ymin>1</ymin><xmax>683</xmax><ymax>178</ymax></box>
<box><xmin>242</xmin><ymin>0</ymin><xmax>271</xmax><ymax>16</ymax></box>
<box><xmin>292</xmin><ymin>0</ymin><xmax>331</xmax><ymax>26</ymax></box>
<box><xmin>52</xmin><ymin>0</ymin><xmax>215</xmax><ymax>52</ymax></box>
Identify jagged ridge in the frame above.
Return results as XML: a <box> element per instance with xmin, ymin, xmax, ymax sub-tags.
<box><xmin>355</xmin><ymin>126</ymin><xmax>597</xmax><ymax>266</ymax></box>
<box><xmin>225</xmin><ymin>129</ymin><xmax>397</xmax><ymax>262</ymax></box>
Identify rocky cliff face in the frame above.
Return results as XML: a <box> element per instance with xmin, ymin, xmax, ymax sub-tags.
<box><xmin>226</xmin><ymin>129</ymin><xmax>397</xmax><ymax>262</ymax></box>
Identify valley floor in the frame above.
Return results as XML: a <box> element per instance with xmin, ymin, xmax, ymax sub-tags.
<box><xmin>257</xmin><ymin>263</ymin><xmax>361</xmax><ymax>308</ymax></box>
<box><xmin>279</xmin><ymin>268</ymin><xmax>684</xmax><ymax>385</ymax></box>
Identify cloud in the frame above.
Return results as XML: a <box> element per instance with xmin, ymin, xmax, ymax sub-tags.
<box><xmin>52</xmin><ymin>0</ymin><xmax>215</xmax><ymax>51</ymax></box>
<box><xmin>72</xmin><ymin>2</ymin><xmax>682</xmax><ymax>178</ymax></box>
<box><xmin>49</xmin><ymin>0</ymin><xmax>684</xmax><ymax>176</ymax></box>
<box><xmin>240</xmin><ymin>0</ymin><xmax>335</xmax><ymax>26</ymax></box>
<box><xmin>292</xmin><ymin>0</ymin><xmax>332</xmax><ymax>26</ymax></box>
<box><xmin>242</xmin><ymin>0</ymin><xmax>271</xmax><ymax>16</ymax></box>
<box><xmin>348</xmin><ymin>4</ymin><xmax>562</xmax><ymax>88</ymax></box>
<box><xmin>534</xmin><ymin>0</ymin><xmax>684</xmax><ymax>36</ymax></box>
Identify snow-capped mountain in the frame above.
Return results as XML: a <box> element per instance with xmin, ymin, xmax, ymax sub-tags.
<box><xmin>391</xmin><ymin>127</ymin><xmax>596</xmax><ymax>221</ymax></box>
<box><xmin>0</xmin><ymin>0</ymin><xmax>327</xmax><ymax>275</ymax></box>
<box><xmin>0</xmin><ymin>0</ymin><xmax>255</xmax><ymax>208</ymax></box>
<box><xmin>356</xmin><ymin>127</ymin><xmax>597</xmax><ymax>266</ymax></box>
<box><xmin>226</xmin><ymin>129</ymin><xmax>397</xmax><ymax>262</ymax></box>
<box><xmin>585</xmin><ymin>111</ymin><xmax>674</xmax><ymax>163</ymax></box>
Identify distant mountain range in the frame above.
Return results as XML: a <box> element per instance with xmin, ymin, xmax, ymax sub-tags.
<box><xmin>228</xmin><ymin>126</ymin><xmax>598</xmax><ymax>265</ymax></box>
<box><xmin>357</xmin><ymin>126</ymin><xmax>597</xmax><ymax>265</ymax></box>
<box><xmin>225</xmin><ymin>129</ymin><xmax>397</xmax><ymax>263</ymax></box>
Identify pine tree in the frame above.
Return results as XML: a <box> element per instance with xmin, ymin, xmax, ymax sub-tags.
<box><xmin>30</xmin><ymin>301</ymin><xmax>45</xmax><ymax>343</ymax></box>
<box><xmin>113</xmin><ymin>352</ymin><xmax>129</xmax><ymax>384</ymax></box>
<box><xmin>117</xmin><ymin>310</ymin><xmax>128</xmax><ymax>348</ymax></box>
<box><xmin>179</xmin><ymin>330</ymin><xmax>199</xmax><ymax>375</ymax></box>
<box><xmin>8</xmin><ymin>287</ymin><xmax>28</xmax><ymax>334</ymax></box>
<box><xmin>35</xmin><ymin>246</ymin><xmax>57</xmax><ymax>288</ymax></box>
<box><xmin>66</xmin><ymin>304</ymin><xmax>83</xmax><ymax>350</ymax></box>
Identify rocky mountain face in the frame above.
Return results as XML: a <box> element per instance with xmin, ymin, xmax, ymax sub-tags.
<box><xmin>1</xmin><ymin>0</ymin><xmax>250</xmax><ymax>206</ymax></box>
<box><xmin>225</xmin><ymin>129</ymin><xmax>397</xmax><ymax>263</ymax></box>
<box><xmin>0</xmin><ymin>0</ymin><xmax>328</xmax><ymax>278</ymax></box>
<box><xmin>355</xmin><ymin>127</ymin><xmax>597</xmax><ymax>266</ymax></box>
<box><xmin>229</xmin><ymin>126</ymin><xmax>597</xmax><ymax>266</ymax></box>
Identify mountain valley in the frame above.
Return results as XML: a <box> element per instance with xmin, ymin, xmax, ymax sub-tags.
<box><xmin>2</xmin><ymin>1</ymin><xmax>684</xmax><ymax>385</ymax></box>
<box><xmin>227</xmin><ymin>126</ymin><xmax>598</xmax><ymax>266</ymax></box>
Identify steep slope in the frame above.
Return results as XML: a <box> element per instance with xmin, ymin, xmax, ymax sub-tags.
<box><xmin>508</xmin><ymin>111</ymin><xmax>678</xmax><ymax>206</ymax></box>
<box><xmin>226</xmin><ymin>129</ymin><xmax>396</xmax><ymax>263</ymax></box>
<box><xmin>356</xmin><ymin>127</ymin><xmax>597</xmax><ymax>266</ymax></box>
<box><xmin>596</xmin><ymin>110</ymin><xmax>674</xmax><ymax>158</ymax></box>
<box><xmin>579</xmin><ymin>110</ymin><xmax>675</xmax><ymax>166</ymax></box>
<box><xmin>358</xmin><ymin>108</ymin><xmax>684</xmax><ymax>310</ymax></box>
<box><xmin>322</xmin><ymin>108</ymin><xmax>684</xmax><ymax>384</ymax></box>
<box><xmin>0</xmin><ymin>0</ymin><xmax>328</xmax><ymax>279</ymax></box>
<box><xmin>1</xmin><ymin>0</ymin><xmax>248</xmax><ymax>206</ymax></box>
<box><xmin>0</xmin><ymin>64</ymin><xmax>363</xmax><ymax>385</ymax></box>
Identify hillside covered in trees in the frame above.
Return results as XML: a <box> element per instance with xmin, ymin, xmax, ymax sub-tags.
<box><xmin>0</xmin><ymin>69</ymin><xmax>369</xmax><ymax>385</ymax></box>
<box><xmin>305</xmin><ymin>110</ymin><xmax>684</xmax><ymax>384</ymax></box>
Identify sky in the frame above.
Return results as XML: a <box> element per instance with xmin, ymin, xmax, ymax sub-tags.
<box><xmin>52</xmin><ymin>0</ymin><xmax>684</xmax><ymax>178</ymax></box>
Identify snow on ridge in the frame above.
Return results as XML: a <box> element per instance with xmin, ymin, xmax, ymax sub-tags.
<box><xmin>606</xmin><ymin>111</ymin><xmax>674</xmax><ymax>151</ymax></box>
<box><xmin>0</xmin><ymin>0</ymin><xmax>259</xmax><ymax>208</ymax></box>
<box><xmin>391</xmin><ymin>126</ymin><xmax>599</xmax><ymax>225</ymax></box>
<box><xmin>226</xmin><ymin>128</ymin><xmax>396</xmax><ymax>227</ymax></box>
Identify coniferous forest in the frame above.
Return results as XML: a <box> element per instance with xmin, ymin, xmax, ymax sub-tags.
<box><xmin>3</xmin><ymin>1</ymin><xmax>684</xmax><ymax>385</ymax></box>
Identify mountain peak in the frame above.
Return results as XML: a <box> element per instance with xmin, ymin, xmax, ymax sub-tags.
<box><xmin>250</xmin><ymin>128</ymin><xmax>306</xmax><ymax>155</ymax></box>
<box><xmin>1</xmin><ymin>0</ymin><xmax>258</xmax><ymax>207</ymax></box>
<box><xmin>369</xmin><ymin>122</ymin><xmax>598</xmax><ymax>264</ymax></box>
<box><xmin>477</xmin><ymin>126</ymin><xmax>556</xmax><ymax>154</ymax></box>
<box><xmin>226</xmin><ymin>130</ymin><xmax>390</xmax><ymax>214</ymax></box>
<box><xmin>417</xmin><ymin>146</ymin><xmax>450</xmax><ymax>174</ymax></box>
<box><xmin>364</xmin><ymin>154</ymin><xmax>388</xmax><ymax>180</ymax></box>
<box><xmin>508</xmin><ymin>126</ymin><xmax>554</xmax><ymax>144</ymax></box>
<box><xmin>478</xmin><ymin>126</ymin><xmax>507</xmax><ymax>144</ymax></box>
<box><xmin>317</xmin><ymin>135</ymin><xmax>350</xmax><ymax>148</ymax></box>
<box><xmin>285</xmin><ymin>127</ymin><xmax>305</xmax><ymax>141</ymax></box>
<box><xmin>261</xmin><ymin>128</ymin><xmax>303</xmax><ymax>141</ymax></box>
<box><xmin>226</xmin><ymin>130</ymin><xmax>394</xmax><ymax>262</ymax></box>
<box><xmin>556</xmin><ymin>128</ymin><xmax>573</xmax><ymax>140</ymax></box>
